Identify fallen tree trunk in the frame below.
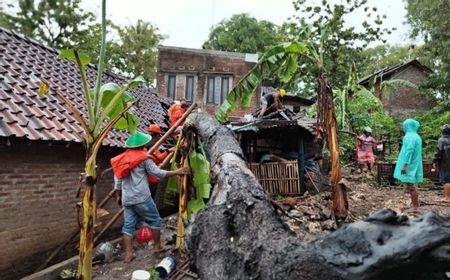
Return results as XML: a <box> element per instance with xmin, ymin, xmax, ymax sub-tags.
<box><xmin>186</xmin><ymin>112</ymin><xmax>450</xmax><ymax>280</ymax></box>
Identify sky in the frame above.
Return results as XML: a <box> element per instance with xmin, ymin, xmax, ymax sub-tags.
<box><xmin>81</xmin><ymin>0</ymin><xmax>415</xmax><ymax>49</ymax></box>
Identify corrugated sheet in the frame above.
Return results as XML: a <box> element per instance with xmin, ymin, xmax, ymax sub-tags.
<box><xmin>231</xmin><ymin>118</ymin><xmax>316</xmax><ymax>134</ymax></box>
<box><xmin>0</xmin><ymin>28</ymin><xmax>170</xmax><ymax>147</ymax></box>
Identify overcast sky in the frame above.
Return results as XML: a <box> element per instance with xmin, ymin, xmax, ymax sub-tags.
<box><xmin>81</xmin><ymin>0</ymin><xmax>414</xmax><ymax>49</ymax></box>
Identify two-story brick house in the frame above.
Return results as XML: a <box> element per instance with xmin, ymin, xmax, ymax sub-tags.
<box><xmin>156</xmin><ymin>46</ymin><xmax>259</xmax><ymax>117</ymax></box>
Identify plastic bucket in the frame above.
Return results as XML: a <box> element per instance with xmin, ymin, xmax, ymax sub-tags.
<box><xmin>131</xmin><ymin>270</ymin><xmax>150</xmax><ymax>280</ymax></box>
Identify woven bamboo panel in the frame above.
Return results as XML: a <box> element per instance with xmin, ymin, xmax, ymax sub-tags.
<box><xmin>249</xmin><ymin>161</ymin><xmax>300</xmax><ymax>195</ymax></box>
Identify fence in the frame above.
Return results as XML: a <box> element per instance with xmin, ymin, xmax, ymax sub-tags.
<box><xmin>249</xmin><ymin>161</ymin><xmax>301</xmax><ymax>195</ymax></box>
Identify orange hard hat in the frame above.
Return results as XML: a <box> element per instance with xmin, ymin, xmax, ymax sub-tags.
<box><xmin>148</xmin><ymin>124</ymin><xmax>162</xmax><ymax>134</ymax></box>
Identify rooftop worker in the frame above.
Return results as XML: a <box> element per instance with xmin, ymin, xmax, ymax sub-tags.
<box><xmin>356</xmin><ymin>127</ymin><xmax>378</xmax><ymax>175</ymax></box>
<box><xmin>434</xmin><ymin>124</ymin><xmax>450</xmax><ymax>200</ymax></box>
<box><xmin>394</xmin><ymin>119</ymin><xmax>423</xmax><ymax>211</ymax></box>
<box><xmin>168</xmin><ymin>98</ymin><xmax>188</xmax><ymax>128</ymax></box>
<box><xmin>259</xmin><ymin>87</ymin><xmax>286</xmax><ymax>118</ymax></box>
<box><xmin>111</xmin><ymin>131</ymin><xmax>189</xmax><ymax>263</ymax></box>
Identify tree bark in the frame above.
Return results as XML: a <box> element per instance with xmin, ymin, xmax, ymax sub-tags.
<box><xmin>187</xmin><ymin>112</ymin><xmax>450</xmax><ymax>280</ymax></box>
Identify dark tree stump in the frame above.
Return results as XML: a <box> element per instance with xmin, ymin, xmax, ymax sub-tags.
<box><xmin>186</xmin><ymin>112</ymin><xmax>450</xmax><ymax>280</ymax></box>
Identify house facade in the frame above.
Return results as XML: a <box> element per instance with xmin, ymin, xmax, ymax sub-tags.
<box><xmin>0</xmin><ymin>28</ymin><xmax>169</xmax><ymax>279</ymax></box>
<box><xmin>157</xmin><ymin>46</ymin><xmax>259</xmax><ymax>117</ymax></box>
<box><xmin>358</xmin><ymin>59</ymin><xmax>435</xmax><ymax>117</ymax></box>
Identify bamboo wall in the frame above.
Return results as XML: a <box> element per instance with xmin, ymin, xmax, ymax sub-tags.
<box><xmin>249</xmin><ymin>161</ymin><xmax>301</xmax><ymax>195</ymax></box>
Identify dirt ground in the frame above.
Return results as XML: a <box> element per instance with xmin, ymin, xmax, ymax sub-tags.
<box><xmin>283</xmin><ymin>170</ymin><xmax>450</xmax><ymax>241</ymax></box>
<box><xmin>90</xmin><ymin>169</ymin><xmax>450</xmax><ymax>279</ymax></box>
<box><xmin>91</xmin><ymin>216</ymin><xmax>196</xmax><ymax>280</ymax></box>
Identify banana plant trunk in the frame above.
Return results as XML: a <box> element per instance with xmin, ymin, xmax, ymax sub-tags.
<box><xmin>77</xmin><ymin>146</ymin><xmax>97</xmax><ymax>280</ymax></box>
<box><xmin>316</xmin><ymin>70</ymin><xmax>348</xmax><ymax>218</ymax></box>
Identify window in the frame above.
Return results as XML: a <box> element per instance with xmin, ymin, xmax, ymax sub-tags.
<box><xmin>167</xmin><ymin>75</ymin><xmax>176</xmax><ymax>99</ymax></box>
<box><xmin>207</xmin><ymin>76</ymin><xmax>231</xmax><ymax>104</ymax></box>
<box><xmin>207</xmin><ymin>77</ymin><xmax>215</xmax><ymax>103</ymax></box>
<box><xmin>185</xmin><ymin>76</ymin><xmax>194</xmax><ymax>101</ymax></box>
<box><xmin>221</xmin><ymin>77</ymin><xmax>229</xmax><ymax>103</ymax></box>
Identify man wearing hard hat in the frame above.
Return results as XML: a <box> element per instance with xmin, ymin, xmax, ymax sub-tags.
<box><xmin>111</xmin><ymin>131</ymin><xmax>189</xmax><ymax>263</ymax></box>
<box><xmin>259</xmin><ymin>87</ymin><xmax>286</xmax><ymax>118</ymax></box>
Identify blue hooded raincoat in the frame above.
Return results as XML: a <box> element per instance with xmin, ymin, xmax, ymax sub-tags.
<box><xmin>394</xmin><ymin>119</ymin><xmax>423</xmax><ymax>183</ymax></box>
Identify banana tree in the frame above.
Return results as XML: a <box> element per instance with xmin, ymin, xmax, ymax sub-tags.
<box><xmin>39</xmin><ymin>1</ymin><xmax>142</xmax><ymax>279</ymax></box>
<box><xmin>215</xmin><ymin>25</ymin><xmax>348</xmax><ymax>218</ymax></box>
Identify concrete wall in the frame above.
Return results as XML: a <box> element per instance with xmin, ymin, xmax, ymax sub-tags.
<box><xmin>0</xmin><ymin>139</ymin><xmax>122</xmax><ymax>279</ymax></box>
<box><xmin>157</xmin><ymin>47</ymin><xmax>258</xmax><ymax>117</ymax></box>
<box><xmin>375</xmin><ymin>65</ymin><xmax>435</xmax><ymax>117</ymax></box>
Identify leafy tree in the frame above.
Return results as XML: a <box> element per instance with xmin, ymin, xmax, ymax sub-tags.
<box><xmin>406</xmin><ymin>0</ymin><xmax>450</xmax><ymax>100</ymax></box>
<box><xmin>39</xmin><ymin>0</ymin><xmax>143</xmax><ymax>278</ymax></box>
<box><xmin>203</xmin><ymin>13</ymin><xmax>282</xmax><ymax>53</ymax></box>
<box><xmin>359</xmin><ymin>45</ymin><xmax>428</xmax><ymax>77</ymax></box>
<box><xmin>1</xmin><ymin>2</ymin><xmax>163</xmax><ymax>82</ymax></box>
<box><xmin>279</xmin><ymin>0</ymin><xmax>394</xmax><ymax>96</ymax></box>
<box><xmin>0</xmin><ymin>0</ymin><xmax>95</xmax><ymax>49</ymax></box>
<box><xmin>109</xmin><ymin>20</ymin><xmax>164</xmax><ymax>82</ymax></box>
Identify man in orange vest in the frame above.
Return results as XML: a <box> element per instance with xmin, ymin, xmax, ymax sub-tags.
<box><xmin>111</xmin><ymin>131</ymin><xmax>189</xmax><ymax>262</ymax></box>
<box><xmin>168</xmin><ymin>98</ymin><xmax>188</xmax><ymax>128</ymax></box>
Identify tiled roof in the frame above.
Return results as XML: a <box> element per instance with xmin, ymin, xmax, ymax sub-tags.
<box><xmin>358</xmin><ymin>59</ymin><xmax>431</xmax><ymax>85</ymax></box>
<box><xmin>0</xmin><ymin>27</ymin><xmax>170</xmax><ymax>148</ymax></box>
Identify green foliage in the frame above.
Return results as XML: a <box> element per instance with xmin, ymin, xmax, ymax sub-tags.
<box><xmin>0</xmin><ymin>0</ymin><xmax>95</xmax><ymax>49</ymax></box>
<box><xmin>1</xmin><ymin>2</ymin><xmax>163</xmax><ymax>83</ymax></box>
<box><xmin>215</xmin><ymin>42</ymin><xmax>308</xmax><ymax>123</ymax></box>
<box><xmin>203</xmin><ymin>13</ymin><xmax>282</xmax><ymax>53</ymax></box>
<box><xmin>359</xmin><ymin>45</ymin><xmax>429</xmax><ymax>77</ymax></box>
<box><xmin>279</xmin><ymin>0</ymin><xmax>394</xmax><ymax>96</ymax></box>
<box><xmin>406</xmin><ymin>0</ymin><xmax>450</xmax><ymax>100</ymax></box>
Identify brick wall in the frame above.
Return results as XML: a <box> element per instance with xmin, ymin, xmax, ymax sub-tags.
<box><xmin>157</xmin><ymin>47</ymin><xmax>259</xmax><ymax>118</ymax></box>
<box><xmin>0</xmin><ymin>139</ymin><xmax>122</xmax><ymax>279</ymax></box>
<box><xmin>375</xmin><ymin>65</ymin><xmax>435</xmax><ymax>117</ymax></box>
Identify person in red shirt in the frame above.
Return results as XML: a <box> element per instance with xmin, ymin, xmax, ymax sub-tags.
<box><xmin>147</xmin><ymin>124</ymin><xmax>171</xmax><ymax>196</ymax></box>
<box><xmin>168</xmin><ymin>99</ymin><xmax>188</xmax><ymax>128</ymax></box>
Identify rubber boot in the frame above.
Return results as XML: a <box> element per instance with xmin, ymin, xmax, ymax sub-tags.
<box><xmin>410</xmin><ymin>190</ymin><xmax>419</xmax><ymax>210</ymax></box>
<box><xmin>122</xmin><ymin>234</ymin><xmax>134</xmax><ymax>263</ymax></box>
<box><xmin>151</xmin><ymin>229</ymin><xmax>164</xmax><ymax>253</ymax></box>
<box><xmin>444</xmin><ymin>183</ymin><xmax>450</xmax><ymax>200</ymax></box>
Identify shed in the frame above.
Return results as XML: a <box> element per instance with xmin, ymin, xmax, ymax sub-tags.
<box><xmin>230</xmin><ymin>114</ymin><xmax>320</xmax><ymax>195</ymax></box>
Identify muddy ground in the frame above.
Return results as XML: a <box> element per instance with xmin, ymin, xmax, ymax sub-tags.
<box><xmin>90</xmin><ymin>170</ymin><xmax>450</xmax><ymax>279</ymax></box>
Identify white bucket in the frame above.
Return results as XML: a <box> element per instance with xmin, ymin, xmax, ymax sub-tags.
<box><xmin>131</xmin><ymin>270</ymin><xmax>150</xmax><ymax>280</ymax></box>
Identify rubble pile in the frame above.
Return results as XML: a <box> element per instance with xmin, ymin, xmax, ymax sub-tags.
<box><xmin>280</xmin><ymin>172</ymin><xmax>450</xmax><ymax>242</ymax></box>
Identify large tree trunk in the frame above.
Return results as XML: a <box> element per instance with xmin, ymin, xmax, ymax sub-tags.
<box><xmin>187</xmin><ymin>112</ymin><xmax>450</xmax><ymax>280</ymax></box>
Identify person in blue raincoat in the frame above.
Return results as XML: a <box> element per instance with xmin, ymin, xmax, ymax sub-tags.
<box><xmin>394</xmin><ymin>119</ymin><xmax>423</xmax><ymax>210</ymax></box>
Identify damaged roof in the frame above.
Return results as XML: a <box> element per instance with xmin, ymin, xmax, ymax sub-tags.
<box><xmin>358</xmin><ymin>59</ymin><xmax>431</xmax><ymax>86</ymax></box>
<box><xmin>0</xmin><ymin>27</ymin><xmax>170</xmax><ymax>148</ymax></box>
<box><xmin>231</xmin><ymin>118</ymin><xmax>316</xmax><ymax>134</ymax></box>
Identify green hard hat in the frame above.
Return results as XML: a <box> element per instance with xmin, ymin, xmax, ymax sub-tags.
<box><xmin>125</xmin><ymin>131</ymin><xmax>152</xmax><ymax>148</ymax></box>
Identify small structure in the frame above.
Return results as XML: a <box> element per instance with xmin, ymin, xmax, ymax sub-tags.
<box><xmin>230</xmin><ymin>109</ymin><xmax>322</xmax><ymax>195</ymax></box>
<box><xmin>156</xmin><ymin>45</ymin><xmax>258</xmax><ymax>117</ymax></box>
<box><xmin>0</xmin><ymin>28</ymin><xmax>169</xmax><ymax>279</ymax></box>
<box><xmin>358</xmin><ymin>59</ymin><xmax>435</xmax><ymax>117</ymax></box>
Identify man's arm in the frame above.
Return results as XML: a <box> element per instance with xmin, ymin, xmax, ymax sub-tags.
<box><xmin>274</xmin><ymin>93</ymin><xmax>282</xmax><ymax>109</ymax></box>
<box><xmin>144</xmin><ymin>159</ymin><xmax>189</xmax><ymax>178</ymax></box>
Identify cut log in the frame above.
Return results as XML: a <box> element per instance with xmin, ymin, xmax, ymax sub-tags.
<box><xmin>186</xmin><ymin>112</ymin><xmax>450</xmax><ymax>280</ymax></box>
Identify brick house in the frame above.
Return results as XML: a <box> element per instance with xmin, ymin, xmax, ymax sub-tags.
<box><xmin>0</xmin><ymin>28</ymin><xmax>170</xmax><ymax>279</ymax></box>
<box><xmin>156</xmin><ymin>46</ymin><xmax>259</xmax><ymax>117</ymax></box>
<box><xmin>358</xmin><ymin>59</ymin><xmax>435</xmax><ymax>117</ymax></box>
